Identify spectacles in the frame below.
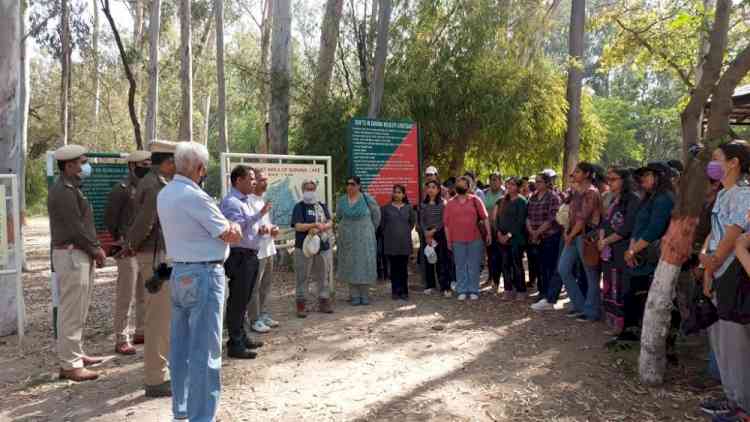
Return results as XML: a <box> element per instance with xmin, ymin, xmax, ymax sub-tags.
<box><xmin>425</xmin><ymin>173</ymin><xmax>437</xmax><ymax>177</ymax></box>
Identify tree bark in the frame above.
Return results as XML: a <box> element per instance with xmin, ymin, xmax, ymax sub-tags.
<box><xmin>102</xmin><ymin>0</ymin><xmax>143</xmax><ymax>149</ymax></box>
<box><xmin>215</xmin><ymin>0</ymin><xmax>228</xmax><ymax>153</ymax></box>
<box><xmin>92</xmin><ymin>0</ymin><xmax>100</xmax><ymax>126</ymax></box>
<box><xmin>367</xmin><ymin>0</ymin><xmax>392</xmax><ymax>118</ymax></box>
<box><xmin>312</xmin><ymin>0</ymin><xmax>345</xmax><ymax>103</ymax></box>
<box><xmin>60</xmin><ymin>0</ymin><xmax>71</xmax><ymax>146</ymax></box>
<box><xmin>257</xmin><ymin>0</ymin><xmax>272</xmax><ymax>153</ymax></box>
<box><xmin>145</xmin><ymin>0</ymin><xmax>160</xmax><ymax>143</ymax></box>
<box><xmin>0</xmin><ymin>0</ymin><xmax>23</xmax><ymax>335</ymax></box>
<box><xmin>562</xmin><ymin>0</ymin><xmax>585</xmax><ymax>186</ymax></box>
<box><xmin>269</xmin><ymin>0</ymin><xmax>291</xmax><ymax>154</ymax></box>
<box><xmin>179</xmin><ymin>0</ymin><xmax>193</xmax><ymax>143</ymax></box>
<box><xmin>202</xmin><ymin>94</ymin><xmax>211</xmax><ymax>146</ymax></box>
<box><xmin>639</xmin><ymin>0</ymin><xmax>735</xmax><ymax>385</ymax></box>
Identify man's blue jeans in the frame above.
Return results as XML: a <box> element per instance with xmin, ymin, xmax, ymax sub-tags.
<box><xmin>558</xmin><ymin>236</ymin><xmax>601</xmax><ymax>319</ymax></box>
<box><xmin>453</xmin><ymin>239</ymin><xmax>484</xmax><ymax>295</ymax></box>
<box><xmin>169</xmin><ymin>262</ymin><xmax>226</xmax><ymax>422</ymax></box>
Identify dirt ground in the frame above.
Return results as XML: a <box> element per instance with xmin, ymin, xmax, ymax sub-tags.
<box><xmin>0</xmin><ymin>217</ymin><xmax>718</xmax><ymax>422</ymax></box>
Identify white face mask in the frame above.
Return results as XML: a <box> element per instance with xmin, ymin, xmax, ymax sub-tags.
<box><xmin>303</xmin><ymin>191</ymin><xmax>317</xmax><ymax>204</ymax></box>
<box><xmin>79</xmin><ymin>162</ymin><xmax>92</xmax><ymax>179</ymax></box>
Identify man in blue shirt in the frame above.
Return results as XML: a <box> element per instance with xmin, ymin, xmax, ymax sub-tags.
<box><xmin>157</xmin><ymin>142</ymin><xmax>242</xmax><ymax>422</ymax></box>
<box><xmin>219</xmin><ymin>164</ymin><xmax>271</xmax><ymax>359</ymax></box>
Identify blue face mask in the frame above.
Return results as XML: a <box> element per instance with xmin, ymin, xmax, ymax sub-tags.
<box><xmin>79</xmin><ymin>162</ymin><xmax>92</xmax><ymax>179</ymax></box>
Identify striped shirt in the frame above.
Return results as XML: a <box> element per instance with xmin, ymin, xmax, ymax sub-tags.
<box><xmin>419</xmin><ymin>201</ymin><xmax>445</xmax><ymax>231</ymax></box>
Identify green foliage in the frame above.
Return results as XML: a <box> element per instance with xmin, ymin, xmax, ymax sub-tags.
<box><xmin>25</xmin><ymin>159</ymin><xmax>49</xmax><ymax>216</ymax></box>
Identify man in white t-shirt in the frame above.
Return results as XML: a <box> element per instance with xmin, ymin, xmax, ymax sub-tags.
<box><xmin>247</xmin><ymin>170</ymin><xmax>280</xmax><ymax>333</ymax></box>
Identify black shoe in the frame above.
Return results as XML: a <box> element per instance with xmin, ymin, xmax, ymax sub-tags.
<box><xmin>399</xmin><ymin>294</ymin><xmax>409</xmax><ymax>301</ymax></box>
<box><xmin>245</xmin><ymin>338</ymin><xmax>264</xmax><ymax>349</ymax></box>
<box><xmin>228</xmin><ymin>348</ymin><xmax>257</xmax><ymax>359</ymax></box>
<box><xmin>566</xmin><ymin>310</ymin><xmax>582</xmax><ymax>318</ymax></box>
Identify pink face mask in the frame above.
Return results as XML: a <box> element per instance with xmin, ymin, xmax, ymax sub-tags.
<box><xmin>706</xmin><ymin>160</ymin><xmax>724</xmax><ymax>181</ymax></box>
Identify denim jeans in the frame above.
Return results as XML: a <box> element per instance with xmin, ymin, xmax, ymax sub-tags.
<box><xmin>453</xmin><ymin>239</ymin><xmax>484</xmax><ymax>295</ymax></box>
<box><xmin>558</xmin><ymin>236</ymin><xmax>601</xmax><ymax>319</ymax></box>
<box><xmin>169</xmin><ymin>262</ymin><xmax>225</xmax><ymax>422</ymax></box>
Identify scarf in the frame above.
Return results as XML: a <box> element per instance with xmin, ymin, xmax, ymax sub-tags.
<box><xmin>339</xmin><ymin>193</ymin><xmax>372</xmax><ymax>219</ymax></box>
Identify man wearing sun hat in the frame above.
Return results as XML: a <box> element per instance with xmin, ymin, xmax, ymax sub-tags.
<box><xmin>104</xmin><ymin>150</ymin><xmax>151</xmax><ymax>356</ymax></box>
<box><xmin>48</xmin><ymin>144</ymin><xmax>107</xmax><ymax>382</ymax></box>
<box><xmin>126</xmin><ymin>140</ymin><xmax>177</xmax><ymax>398</ymax></box>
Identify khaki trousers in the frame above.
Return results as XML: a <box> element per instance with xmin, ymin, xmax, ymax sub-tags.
<box><xmin>137</xmin><ymin>251</ymin><xmax>171</xmax><ymax>386</ymax></box>
<box><xmin>248</xmin><ymin>256</ymin><xmax>274</xmax><ymax>323</ymax></box>
<box><xmin>113</xmin><ymin>255</ymin><xmax>144</xmax><ymax>342</ymax></box>
<box><xmin>53</xmin><ymin>249</ymin><xmax>95</xmax><ymax>370</ymax></box>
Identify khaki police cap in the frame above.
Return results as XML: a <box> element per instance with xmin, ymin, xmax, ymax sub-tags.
<box><xmin>148</xmin><ymin>140</ymin><xmax>177</xmax><ymax>154</ymax></box>
<box><xmin>126</xmin><ymin>150</ymin><xmax>151</xmax><ymax>163</ymax></box>
<box><xmin>53</xmin><ymin>144</ymin><xmax>88</xmax><ymax>161</ymax></box>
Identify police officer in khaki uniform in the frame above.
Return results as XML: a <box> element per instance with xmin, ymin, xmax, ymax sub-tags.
<box><xmin>104</xmin><ymin>150</ymin><xmax>151</xmax><ymax>355</ymax></box>
<box><xmin>125</xmin><ymin>140</ymin><xmax>177</xmax><ymax>397</ymax></box>
<box><xmin>48</xmin><ymin>144</ymin><xmax>107</xmax><ymax>382</ymax></box>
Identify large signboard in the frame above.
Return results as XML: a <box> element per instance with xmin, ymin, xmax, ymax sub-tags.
<box><xmin>220</xmin><ymin>153</ymin><xmax>333</xmax><ymax>246</ymax></box>
<box><xmin>348</xmin><ymin>118</ymin><xmax>421</xmax><ymax>205</ymax></box>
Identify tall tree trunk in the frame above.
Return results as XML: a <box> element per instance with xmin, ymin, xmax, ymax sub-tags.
<box><xmin>639</xmin><ymin>0</ymin><xmax>736</xmax><ymax>385</ymax></box>
<box><xmin>312</xmin><ymin>0</ymin><xmax>345</xmax><ymax>103</ymax></box>
<box><xmin>102</xmin><ymin>0</ymin><xmax>143</xmax><ymax>149</ymax></box>
<box><xmin>202</xmin><ymin>94</ymin><xmax>211</xmax><ymax>146</ymax></box>
<box><xmin>214</xmin><ymin>0</ymin><xmax>228</xmax><ymax>153</ymax></box>
<box><xmin>269</xmin><ymin>0</ymin><xmax>291</xmax><ymax>154</ymax></box>
<box><xmin>92</xmin><ymin>0</ymin><xmax>100</xmax><ymax>126</ymax></box>
<box><xmin>132</xmin><ymin>0</ymin><xmax>144</xmax><ymax>127</ymax></box>
<box><xmin>562</xmin><ymin>0</ymin><xmax>585</xmax><ymax>186</ymax></box>
<box><xmin>0</xmin><ymin>0</ymin><xmax>24</xmax><ymax>336</ymax></box>
<box><xmin>257</xmin><ymin>0</ymin><xmax>272</xmax><ymax>153</ymax></box>
<box><xmin>145</xmin><ymin>0</ymin><xmax>160</xmax><ymax>142</ymax></box>
<box><xmin>367</xmin><ymin>0</ymin><xmax>392</xmax><ymax>118</ymax></box>
<box><xmin>179</xmin><ymin>0</ymin><xmax>193</xmax><ymax>143</ymax></box>
<box><xmin>686</xmin><ymin>0</ymin><xmax>715</xmax><ymax>162</ymax></box>
<box><xmin>60</xmin><ymin>0</ymin><xmax>71</xmax><ymax>146</ymax></box>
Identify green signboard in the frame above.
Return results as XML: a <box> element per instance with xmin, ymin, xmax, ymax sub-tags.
<box><xmin>347</xmin><ymin>118</ymin><xmax>422</xmax><ymax>206</ymax></box>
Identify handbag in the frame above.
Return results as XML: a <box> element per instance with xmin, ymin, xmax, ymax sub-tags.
<box><xmin>681</xmin><ymin>288</ymin><xmax>719</xmax><ymax>335</ymax></box>
<box><xmin>582</xmin><ymin>232</ymin><xmax>600</xmax><ymax>267</ymax></box>
<box><xmin>714</xmin><ymin>258</ymin><xmax>750</xmax><ymax>325</ymax></box>
<box><xmin>470</xmin><ymin>196</ymin><xmax>488</xmax><ymax>241</ymax></box>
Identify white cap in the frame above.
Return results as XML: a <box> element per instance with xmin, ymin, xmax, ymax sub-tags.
<box><xmin>425</xmin><ymin>166</ymin><xmax>438</xmax><ymax>176</ymax></box>
<box><xmin>542</xmin><ymin>169</ymin><xmax>557</xmax><ymax>178</ymax></box>
<box><xmin>53</xmin><ymin>144</ymin><xmax>87</xmax><ymax>161</ymax></box>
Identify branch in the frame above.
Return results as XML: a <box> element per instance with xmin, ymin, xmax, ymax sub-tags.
<box><xmin>613</xmin><ymin>16</ymin><xmax>693</xmax><ymax>89</ymax></box>
<box><xmin>101</xmin><ymin>0</ymin><xmax>143</xmax><ymax>149</ymax></box>
<box><xmin>705</xmin><ymin>44</ymin><xmax>750</xmax><ymax>140</ymax></box>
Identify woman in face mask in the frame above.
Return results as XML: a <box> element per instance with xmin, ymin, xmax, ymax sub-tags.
<box><xmin>290</xmin><ymin>179</ymin><xmax>334</xmax><ymax>316</ymax></box>
<box><xmin>336</xmin><ymin>176</ymin><xmax>381</xmax><ymax>305</ymax></box>
<box><xmin>697</xmin><ymin>141</ymin><xmax>750</xmax><ymax>419</ymax></box>
<box><xmin>443</xmin><ymin>176</ymin><xmax>492</xmax><ymax>301</ymax></box>
<box><xmin>380</xmin><ymin>185</ymin><xmax>417</xmax><ymax>301</ymax></box>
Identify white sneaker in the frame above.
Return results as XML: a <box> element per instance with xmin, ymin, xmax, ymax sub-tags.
<box><xmin>531</xmin><ymin>300</ymin><xmax>554</xmax><ymax>311</ymax></box>
<box><xmin>262</xmin><ymin>315</ymin><xmax>280</xmax><ymax>328</ymax></box>
<box><xmin>469</xmin><ymin>294</ymin><xmax>479</xmax><ymax>301</ymax></box>
<box><xmin>423</xmin><ymin>288</ymin><xmax>434</xmax><ymax>295</ymax></box>
<box><xmin>443</xmin><ymin>290</ymin><xmax>452</xmax><ymax>298</ymax></box>
<box><xmin>252</xmin><ymin>320</ymin><xmax>271</xmax><ymax>333</ymax></box>
<box><xmin>457</xmin><ymin>294</ymin><xmax>467</xmax><ymax>301</ymax></box>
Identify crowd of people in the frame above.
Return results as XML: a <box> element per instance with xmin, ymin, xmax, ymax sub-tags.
<box><xmin>45</xmin><ymin>138</ymin><xmax>750</xmax><ymax>422</ymax></box>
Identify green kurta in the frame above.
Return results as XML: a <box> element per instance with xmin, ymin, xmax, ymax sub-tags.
<box><xmin>336</xmin><ymin>194</ymin><xmax>381</xmax><ymax>285</ymax></box>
